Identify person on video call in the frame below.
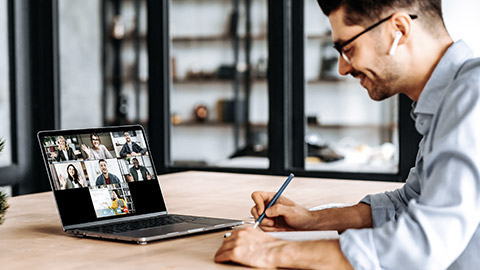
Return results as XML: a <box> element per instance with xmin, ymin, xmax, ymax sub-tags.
<box><xmin>110</xmin><ymin>190</ymin><xmax>127</xmax><ymax>215</ymax></box>
<box><xmin>215</xmin><ymin>0</ymin><xmax>480</xmax><ymax>269</ymax></box>
<box><xmin>59</xmin><ymin>164</ymin><xmax>84</xmax><ymax>190</ymax></box>
<box><xmin>82</xmin><ymin>133</ymin><xmax>113</xmax><ymax>160</ymax></box>
<box><xmin>129</xmin><ymin>158</ymin><xmax>152</xmax><ymax>181</ymax></box>
<box><xmin>50</xmin><ymin>136</ymin><xmax>78</xmax><ymax>162</ymax></box>
<box><xmin>95</xmin><ymin>159</ymin><xmax>121</xmax><ymax>186</ymax></box>
<box><xmin>119</xmin><ymin>131</ymin><xmax>147</xmax><ymax>158</ymax></box>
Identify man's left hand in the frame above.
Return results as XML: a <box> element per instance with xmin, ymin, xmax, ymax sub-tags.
<box><xmin>214</xmin><ymin>227</ymin><xmax>285</xmax><ymax>268</ymax></box>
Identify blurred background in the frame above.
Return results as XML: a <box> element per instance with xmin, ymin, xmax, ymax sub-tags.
<box><xmin>1</xmin><ymin>0</ymin><xmax>479</xmax><ymax>196</ymax></box>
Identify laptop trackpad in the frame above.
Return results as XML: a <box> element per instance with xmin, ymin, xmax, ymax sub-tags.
<box><xmin>117</xmin><ymin>223</ymin><xmax>204</xmax><ymax>237</ymax></box>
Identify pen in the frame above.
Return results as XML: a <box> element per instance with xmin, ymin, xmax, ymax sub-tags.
<box><xmin>224</xmin><ymin>173</ymin><xmax>295</xmax><ymax>238</ymax></box>
<box><xmin>253</xmin><ymin>173</ymin><xmax>295</xmax><ymax>229</ymax></box>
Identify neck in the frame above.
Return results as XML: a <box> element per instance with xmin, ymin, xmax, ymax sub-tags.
<box><xmin>403</xmin><ymin>32</ymin><xmax>453</xmax><ymax>101</ymax></box>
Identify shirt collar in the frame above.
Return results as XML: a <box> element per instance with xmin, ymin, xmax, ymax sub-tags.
<box><xmin>414</xmin><ymin>40</ymin><xmax>474</xmax><ymax>116</ymax></box>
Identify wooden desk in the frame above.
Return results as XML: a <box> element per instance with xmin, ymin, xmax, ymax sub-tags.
<box><xmin>0</xmin><ymin>171</ymin><xmax>402</xmax><ymax>269</ymax></box>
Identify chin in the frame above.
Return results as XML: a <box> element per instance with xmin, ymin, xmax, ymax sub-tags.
<box><xmin>367</xmin><ymin>86</ymin><xmax>394</xmax><ymax>101</ymax></box>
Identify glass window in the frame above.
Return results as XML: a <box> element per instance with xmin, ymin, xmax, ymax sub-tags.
<box><xmin>58</xmin><ymin>0</ymin><xmax>148</xmax><ymax>128</ymax></box>
<box><xmin>303</xmin><ymin>0</ymin><xmax>399</xmax><ymax>174</ymax></box>
<box><xmin>0</xmin><ymin>0</ymin><xmax>12</xmax><ymax>167</ymax></box>
<box><xmin>170</xmin><ymin>0</ymin><xmax>269</xmax><ymax>169</ymax></box>
<box><xmin>58</xmin><ymin>0</ymin><xmax>103</xmax><ymax>128</ymax></box>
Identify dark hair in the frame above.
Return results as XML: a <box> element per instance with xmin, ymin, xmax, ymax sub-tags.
<box><xmin>98</xmin><ymin>159</ymin><xmax>107</xmax><ymax>164</ymax></box>
<box><xmin>317</xmin><ymin>0</ymin><xmax>444</xmax><ymax>29</ymax></box>
<box><xmin>123</xmin><ymin>131</ymin><xmax>129</xmax><ymax>135</ymax></box>
<box><xmin>90</xmin><ymin>133</ymin><xmax>100</xmax><ymax>143</ymax></box>
<box><xmin>66</xmin><ymin>164</ymin><xmax>81</xmax><ymax>185</ymax></box>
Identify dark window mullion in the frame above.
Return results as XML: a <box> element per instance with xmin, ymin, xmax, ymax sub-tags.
<box><xmin>290</xmin><ymin>0</ymin><xmax>305</xmax><ymax>170</ymax></box>
<box><xmin>267</xmin><ymin>0</ymin><xmax>292</xmax><ymax>175</ymax></box>
<box><xmin>147</xmin><ymin>0</ymin><xmax>170</xmax><ymax>174</ymax></box>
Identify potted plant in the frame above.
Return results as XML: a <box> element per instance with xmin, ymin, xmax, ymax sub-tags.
<box><xmin>0</xmin><ymin>138</ymin><xmax>9</xmax><ymax>225</ymax></box>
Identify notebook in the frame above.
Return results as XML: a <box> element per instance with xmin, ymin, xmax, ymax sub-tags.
<box><xmin>37</xmin><ymin>125</ymin><xmax>243</xmax><ymax>244</ymax></box>
<box><xmin>268</xmin><ymin>230</ymin><xmax>339</xmax><ymax>241</ymax></box>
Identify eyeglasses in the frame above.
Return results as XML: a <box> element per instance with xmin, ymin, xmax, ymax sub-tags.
<box><xmin>92</xmin><ymin>138</ymin><xmax>100</xmax><ymax>141</ymax></box>
<box><xmin>333</xmin><ymin>14</ymin><xmax>417</xmax><ymax>64</ymax></box>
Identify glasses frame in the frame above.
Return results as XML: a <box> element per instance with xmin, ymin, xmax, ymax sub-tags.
<box><xmin>333</xmin><ymin>14</ymin><xmax>418</xmax><ymax>63</ymax></box>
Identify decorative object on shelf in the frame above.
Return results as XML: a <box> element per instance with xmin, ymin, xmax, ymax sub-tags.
<box><xmin>112</xmin><ymin>15</ymin><xmax>125</xmax><ymax>40</ymax></box>
<box><xmin>0</xmin><ymin>137</ymin><xmax>10</xmax><ymax>225</ymax></box>
<box><xmin>306</xmin><ymin>134</ymin><xmax>344</xmax><ymax>162</ymax></box>
<box><xmin>193</xmin><ymin>104</ymin><xmax>208</xmax><ymax>122</ymax></box>
<box><xmin>171</xmin><ymin>113</ymin><xmax>183</xmax><ymax>125</ymax></box>
<box><xmin>254</xmin><ymin>57</ymin><xmax>268</xmax><ymax>79</ymax></box>
<box><xmin>217</xmin><ymin>65</ymin><xmax>236</xmax><ymax>80</ymax></box>
<box><xmin>319</xmin><ymin>41</ymin><xmax>343</xmax><ymax>81</ymax></box>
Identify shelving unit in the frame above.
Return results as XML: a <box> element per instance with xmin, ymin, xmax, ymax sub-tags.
<box><xmin>102</xmin><ymin>0</ymin><xmax>148</xmax><ymax>126</ymax></box>
<box><xmin>169</xmin><ymin>0</ymin><xmax>269</xmax><ymax>166</ymax></box>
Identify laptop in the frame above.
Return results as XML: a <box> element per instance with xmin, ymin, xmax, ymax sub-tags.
<box><xmin>37</xmin><ymin>125</ymin><xmax>243</xmax><ymax>244</ymax></box>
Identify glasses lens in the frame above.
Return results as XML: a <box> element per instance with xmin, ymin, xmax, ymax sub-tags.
<box><xmin>341</xmin><ymin>51</ymin><xmax>351</xmax><ymax>64</ymax></box>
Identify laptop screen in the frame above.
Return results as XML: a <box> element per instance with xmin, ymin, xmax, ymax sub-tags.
<box><xmin>38</xmin><ymin>125</ymin><xmax>167</xmax><ymax>227</ymax></box>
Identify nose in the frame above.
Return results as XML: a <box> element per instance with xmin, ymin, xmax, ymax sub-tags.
<box><xmin>338</xmin><ymin>56</ymin><xmax>354</xmax><ymax>76</ymax></box>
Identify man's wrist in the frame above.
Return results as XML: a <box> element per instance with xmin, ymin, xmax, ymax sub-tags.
<box><xmin>269</xmin><ymin>239</ymin><xmax>352</xmax><ymax>269</ymax></box>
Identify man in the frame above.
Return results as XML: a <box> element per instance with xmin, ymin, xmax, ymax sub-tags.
<box><xmin>129</xmin><ymin>158</ymin><xmax>152</xmax><ymax>181</ymax></box>
<box><xmin>95</xmin><ymin>159</ymin><xmax>121</xmax><ymax>186</ymax></box>
<box><xmin>119</xmin><ymin>131</ymin><xmax>146</xmax><ymax>158</ymax></box>
<box><xmin>215</xmin><ymin>0</ymin><xmax>480</xmax><ymax>269</ymax></box>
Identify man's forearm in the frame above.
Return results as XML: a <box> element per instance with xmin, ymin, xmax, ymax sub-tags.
<box><xmin>308</xmin><ymin>203</ymin><xmax>372</xmax><ymax>233</ymax></box>
<box><xmin>271</xmin><ymin>239</ymin><xmax>353</xmax><ymax>270</ymax></box>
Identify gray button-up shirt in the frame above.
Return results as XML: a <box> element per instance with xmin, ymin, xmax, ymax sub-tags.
<box><xmin>340</xmin><ymin>40</ymin><xmax>480</xmax><ymax>269</ymax></box>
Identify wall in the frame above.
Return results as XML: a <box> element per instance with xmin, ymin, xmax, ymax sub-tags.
<box><xmin>443</xmin><ymin>0</ymin><xmax>480</xmax><ymax>56</ymax></box>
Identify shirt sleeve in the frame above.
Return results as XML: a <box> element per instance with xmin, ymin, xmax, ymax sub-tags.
<box><xmin>340</xmin><ymin>81</ymin><xmax>480</xmax><ymax>269</ymax></box>
<box><xmin>360</xmin><ymin>165</ymin><xmax>421</xmax><ymax>227</ymax></box>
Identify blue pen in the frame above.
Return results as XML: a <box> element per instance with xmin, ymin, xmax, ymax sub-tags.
<box><xmin>253</xmin><ymin>173</ymin><xmax>295</xmax><ymax>229</ymax></box>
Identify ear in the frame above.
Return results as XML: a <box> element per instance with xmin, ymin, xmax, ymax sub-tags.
<box><xmin>388</xmin><ymin>12</ymin><xmax>414</xmax><ymax>45</ymax></box>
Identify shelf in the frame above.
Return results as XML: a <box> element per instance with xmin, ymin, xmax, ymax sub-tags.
<box><xmin>171</xmin><ymin>33</ymin><xmax>267</xmax><ymax>43</ymax></box>
<box><xmin>307</xmin><ymin>123</ymin><xmax>397</xmax><ymax>130</ymax></box>
<box><xmin>172</xmin><ymin>78</ymin><xmax>267</xmax><ymax>85</ymax></box>
<box><xmin>172</xmin><ymin>121</ymin><xmax>238</xmax><ymax>127</ymax></box>
<box><xmin>172</xmin><ymin>121</ymin><xmax>396</xmax><ymax>130</ymax></box>
<box><xmin>170</xmin><ymin>33</ymin><xmax>330</xmax><ymax>43</ymax></box>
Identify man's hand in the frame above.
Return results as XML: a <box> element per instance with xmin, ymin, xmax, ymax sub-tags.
<box><xmin>214</xmin><ymin>227</ymin><xmax>284</xmax><ymax>268</ymax></box>
<box><xmin>250</xmin><ymin>191</ymin><xmax>315</xmax><ymax>231</ymax></box>
<box><xmin>214</xmin><ymin>227</ymin><xmax>354</xmax><ymax>269</ymax></box>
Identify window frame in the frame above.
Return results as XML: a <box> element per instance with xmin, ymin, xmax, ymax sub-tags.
<box><xmin>147</xmin><ymin>0</ymin><xmax>420</xmax><ymax>182</ymax></box>
<box><xmin>0</xmin><ymin>0</ymin><xmax>60</xmax><ymax>195</ymax></box>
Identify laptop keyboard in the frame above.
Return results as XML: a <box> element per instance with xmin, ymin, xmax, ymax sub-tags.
<box><xmin>83</xmin><ymin>214</ymin><xmax>203</xmax><ymax>234</ymax></box>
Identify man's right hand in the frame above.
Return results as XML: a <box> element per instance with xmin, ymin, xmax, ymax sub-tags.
<box><xmin>250</xmin><ymin>191</ymin><xmax>315</xmax><ymax>232</ymax></box>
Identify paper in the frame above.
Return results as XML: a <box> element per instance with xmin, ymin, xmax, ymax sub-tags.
<box><xmin>268</xmin><ymin>230</ymin><xmax>339</xmax><ymax>241</ymax></box>
<box><xmin>308</xmin><ymin>203</ymin><xmax>353</xmax><ymax>211</ymax></box>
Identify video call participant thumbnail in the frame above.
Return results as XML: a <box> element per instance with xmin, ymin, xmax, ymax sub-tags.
<box><xmin>50</xmin><ymin>136</ymin><xmax>78</xmax><ymax>162</ymax></box>
<box><xmin>119</xmin><ymin>131</ymin><xmax>147</xmax><ymax>158</ymax></box>
<box><xmin>82</xmin><ymin>133</ymin><xmax>114</xmax><ymax>160</ymax></box>
<box><xmin>59</xmin><ymin>164</ymin><xmax>85</xmax><ymax>190</ymax></box>
<box><xmin>129</xmin><ymin>158</ymin><xmax>152</xmax><ymax>181</ymax></box>
<box><xmin>96</xmin><ymin>159</ymin><xmax>121</xmax><ymax>186</ymax></box>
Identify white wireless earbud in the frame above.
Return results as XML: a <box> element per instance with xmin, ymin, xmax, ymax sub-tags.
<box><xmin>389</xmin><ymin>31</ymin><xmax>402</xmax><ymax>56</ymax></box>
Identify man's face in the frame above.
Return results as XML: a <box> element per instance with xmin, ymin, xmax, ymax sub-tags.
<box><xmin>124</xmin><ymin>132</ymin><xmax>131</xmax><ymax>143</ymax></box>
<box><xmin>100</xmin><ymin>161</ymin><xmax>108</xmax><ymax>174</ymax></box>
<box><xmin>329</xmin><ymin>8</ymin><xmax>402</xmax><ymax>101</ymax></box>
<box><xmin>133</xmin><ymin>159</ymin><xmax>139</xmax><ymax>168</ymax></box>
